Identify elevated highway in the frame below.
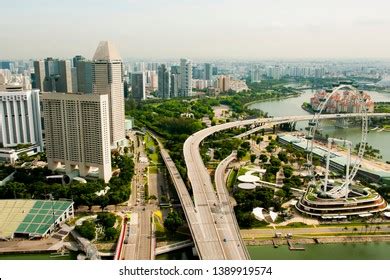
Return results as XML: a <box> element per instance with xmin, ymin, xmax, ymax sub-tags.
<box><xmin>183</xmin><ymin>113</ymin><xmax>390</xmax><ymax>259</ymax></box>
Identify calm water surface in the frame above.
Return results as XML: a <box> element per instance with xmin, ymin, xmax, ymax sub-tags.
<box><xmin>249</xmin><ymin>90</ymin><xmax>390</xmax><ymax>161</ymax></box>
<box><xmin>248</xmin><ymin>242</ymin><xmax>390</xmax><ymax>260</ymax></box>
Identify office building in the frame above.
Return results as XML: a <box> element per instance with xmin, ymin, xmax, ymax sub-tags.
<box><xmin>131</xmin><ymin>72</ymin><xmax>146</xmax><ymax>100</ymax></box>
<box><xmin>0</xmin><ymin>87</ymin><xmax>43</xmax><ymax>150</ymax></box>
<box><xmin>75</xmin><ymin>59</ymin><xmax>93</xmax><ymax>94</ymax></box>
<box><xmin>157</xmin><ymin>64</ymin><xmax>170</xmax><ymax>99</ymax></box>
<box><xmin>170</xmin><ymin>74</ymin><xmax>179</xmax><ymax>98</ymax></box>
<box><xmin>92</xmin><ymin>41</ymin><xmax>125</xmax><ymax>146</ymax></box>
<box><xmin>42</xmin><ymin>92</ymin><xmax>112</xmax><ymax>183</ymax></box>
<box><xmin>179</xmin><ymin>58</ymin><xmax>192</xmax><ymax>97</ymax></box>
<box><xmin>33</xmin><ymin>58</ymin><xmax>73</xmax><ymax>92</ymax></box>
<box><xmin>171</xmin><ymin>65</ymin><xmax>180</xmax><ymax>75</ymax></box>
<box><xmin>217</xmin><ymin>75</ymin><xmax>231</xmax><ymax>92</ymax></box>
<box><xmin>204</xmin><ymin>63</ymin><xmax>211</xmax><ymax>80</ymax></box>
<box><xmin>0</xmin><ymin>77</ymin><xmax>43</xmax><ymax>162</ymax></box>
<box><xmin>33</xmin><ymin>60</ymin><xmax>45</xmax><ymax>91</ymax></box>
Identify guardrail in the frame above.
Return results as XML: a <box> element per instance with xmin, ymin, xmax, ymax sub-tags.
<box><xmin>113</xmin><ymin>216</ymin><xmax>127</xmax><ymax>260</ymax></box>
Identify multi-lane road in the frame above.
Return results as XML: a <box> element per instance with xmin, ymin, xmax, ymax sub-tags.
<box><xmin>122</xmin><ymin>132</ymin><xmax>153</xmax><ymax>260</ymax></box>
<box><xmin>183</xmin><ymin>113</ymin><xmax>390</xmax><ymax>259</ymax></box>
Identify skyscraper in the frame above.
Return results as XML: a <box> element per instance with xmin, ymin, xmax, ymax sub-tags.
<box><xmin>204</xmin><ymin>63</ymin><xmax>212</xmax><ymax>80</ymax></box>
<box><xmin>57</xmin><ymin>60</ymin><xmax>73</xmax><ymax>93</ymax></box>
<box><xmin>170</xmin><ymin>74</ymin><xmax>179</xmax><ymax>98</ymax></box>
<box><xmin>157</xmin><ymin>64</ymin><xmax>170</xmax><ymax>99</ymax></box>
<box><xmin>131</xmin><ymin>72</ymin><xmax>146</xmax><ymax>101</ymax></box>
<box><xmin>42</xmin><ymin>92</ymin><xmax>112</xmax><ymax>183</ymax></box>
<box><xmin>92</xmin><ymin>41</ymin><xmax>125</xmax><ymax>146</ymax></box>
<box><xmin>179</xmin><ymin>58</ymin><xmax>192</xmax><ymax>97</ymax></box>
<box><xmin>75</xmin><ymin>57</ymin><xmax>93</xmax><ymax>94</ymax></box>
<box><xmin>33</xmin><ymin>60</ymin><xmax>45</xmax><ymax>91</ymax></box>
<box><xmin>33</xmin><ymin>58</ymin><xmax>73</xmax><ymax>92</ymax></box>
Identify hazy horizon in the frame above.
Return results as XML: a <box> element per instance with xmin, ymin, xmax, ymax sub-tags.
<box><xmin>2</xmin><ymin>0</ymin><xmax>390</xmax><ymax>60</ymax></box>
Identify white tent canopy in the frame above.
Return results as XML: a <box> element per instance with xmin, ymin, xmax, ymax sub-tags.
<box><xmin>252</xmin><ymin>207</ymin><xmax>265</xmax><ymax>221</ymax></box>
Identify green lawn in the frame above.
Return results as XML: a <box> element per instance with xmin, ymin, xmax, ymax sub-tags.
<box><xmin>144</xmin><ymin>134</ymin><xmax>159</xmax><ymax>164</ymax></box>
<box><xmin>226</xmin><ymin>169</ymin><xmax>238</xmax><ymax>190</ymax></box>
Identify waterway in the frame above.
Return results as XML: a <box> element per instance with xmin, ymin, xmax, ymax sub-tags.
<box><xmin>0</xmin><ymin>251</ymin><xmax>79</xmax><ymax>260</ymax></box>
<box><xmin>249</xmin><ymin>89</ymin><xmax>390</xmax><ymax>161</ymax></box>
<box><xmin>248</xmin><ymin>242</ymin><xmax>390</xmax><ymax>260</ymax></box>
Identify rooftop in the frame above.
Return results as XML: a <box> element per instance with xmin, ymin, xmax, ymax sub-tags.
<box><xmin>92</xmin><ymin>41</ymin><xmax>121</xmax><ymax>61</ymax></box>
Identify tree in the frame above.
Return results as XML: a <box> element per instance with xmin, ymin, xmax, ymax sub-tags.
<box><xmin>237</xmin><ymin>149</ymin><xmax>246</xmax><ymax>160</ymax></box>
<box><xmin>164</xmin><ymin>211</ymin><xmax>184</xmax><ymax>233</ymax></box>
<box><xmin>283</xmin><ymin>165</ymin><xmax>293</xmax><ymax>178</ymax></box>
<box><xmin>104</xmin><ymin>227</ymin><xmax>119</xmax><ymax>241</ymax></box>
<box><xmin>76</xmin><ymin>221</ymin><xmax>96</xmax><ymax>240</ymax></box>
<box><xmin>97</xmin><ymin>212</ymin><xmax>116</xmax><ymax>228</ymax></box>
<box><xmin>96</xmin><ymin>195</ymin><xmax>110</xmax><ymax>211</ymax></box>
<box><xmin>278</xmin><ymin>152</ymin><xmax>288</xmax><ymax>163</ymax></box>
<box><xmin>250</xmin><ymin>154</ymin><xmax>256</xmax><ymax>163</ymax></box>
<box><xmin>240</xmin><ymin>141</ymin><xmax>251</xmax><ymax>151</ymax></box>
<box><xmin>259</xmin><ymin>154</ymin><xmax>268</xmax><ymax>163</ymax></box>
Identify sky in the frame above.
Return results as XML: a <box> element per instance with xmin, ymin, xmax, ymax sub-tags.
<box><xmin>1</xmin><ymin>0</ymin><xmax>390</xmax><ymax>60</ymax></box>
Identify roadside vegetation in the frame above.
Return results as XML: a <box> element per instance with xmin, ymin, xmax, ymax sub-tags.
<box><xmin>0</xmin><ymin>153</ymin><xmax>135</xmax><ymax>210</ymax></box>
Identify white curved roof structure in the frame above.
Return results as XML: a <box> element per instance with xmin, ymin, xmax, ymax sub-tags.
<box><xmin>93</xmin><ymin>41</ymin><xmax>121</xmax><ymax>61</ymax></box>
<box><xmin>237</xmin><ymin>174</ymin><xmax>259</xmax><ymax>183</ymax></box>
<box><xmin>238</xmin><ymin>183</ymin><xmax>256</xmax><ymax>190</ymax></box>
<box><xmin>269</xmin><ymin>211</ymin><xmax>278</xmax><ymax>222</ymax></box>
<box><xmin>252</xmin><ymin>207</ymin><xmax>265</xmax><ymax>221</ymax></box>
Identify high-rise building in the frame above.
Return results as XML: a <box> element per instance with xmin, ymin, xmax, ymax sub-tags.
<box><xmin>42</xmin><ymin>92</ymin><xmax>112</xmax><ymax>183</ymax></box>
<box><xmin>149</xmin><ymin>71</ymin><xmax>158</xmax><ymax>91</ymax></box>
<box><xmin>71</xmin><ymin>67</ymin><xmax>78</xmax><ymax>93</ymax></box>
<box><xmin>33</xmin><ymin>60</ymin><xmax>45</xmax><ymax>90</ymax></box>
<box><xmin>170</xmin><ymin>74</ymin><xmax>179</xmax><ymax>98</ymax></box>
<box><xmin>76</xmin><ymin>59</ymin><xmax>93</xmax><ymax>94</ymax></box>
<box><xmin>179</xmin><ymin>58</ymin><xmax>192</xmax><ymax>97</ymax></box>
<box><xmin>33</xmin><ymin>58</ymin><xmax>73</xmax><ymax>92</ymax></box>
<box><xmin>0</xmin><ymin>61</ymin><xmax>12</xmax><ymax>70</ymax></box>
<box><xmin>92</xmin><ymin>41</ymin><xmax>125</xmax><ymax>146</ymax></box>
<box><xmin>212</xmin><ymin>66</ymin><xmax>218</xmax><ymax>75</ymax></box>
<box><xmin>204</xmin><ymin>63</ymin><xmax>212</xmax><ymax>80</ymax></box>
<box><xmin>131</xmin><ymin>72</ymin><xmax>146</xmax><ymax>100</ymax></box>
<box><xmin>217</xmin><ymin>75</ymin><xmax>231</xmax><ymax>92</ymax></box>
<box><xmin>157</xmin><ymin>64</ymin><xmax>170</xmax><ymax>99</ymax></box>
<box><xmin>0</xmin><ymin>83</ymin><xmax>43</xmax><ymax>152</ymax></box>
<box><xmin>57</xmin><ymin>60</ymin><xmax>73</xmax><ymax>93</ymax></box>
<box><xmin>171</xmin><ymin>65</ymin><xmax>180</xmax><ymax>75</ymax></box>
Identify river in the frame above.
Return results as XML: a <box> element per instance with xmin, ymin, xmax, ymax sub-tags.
<box><xmin>248</xmin><ymin>89</ymin><xmax>390</xmax><ymax>161</ymax></box>
<box><xmin>248</xmin><ymin>242</ymin><xmax>390</xmax><ymax>260</ymax></box>
<box><xmin>0</xmin><ymin>251</ymin><xmax>79</xmax><ymax>260</ymax></box>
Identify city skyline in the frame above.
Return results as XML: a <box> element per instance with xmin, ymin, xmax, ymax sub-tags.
<box><xmin>2</xmin><ymin>0</ymin><xmax>390</xmax><ymax>60</ymax></box>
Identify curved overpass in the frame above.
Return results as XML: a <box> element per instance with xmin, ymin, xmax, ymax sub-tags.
<box><xmin>183</xmin><ymin>113</ymin><xmax>390</xmax><ymax>259</ymax></box>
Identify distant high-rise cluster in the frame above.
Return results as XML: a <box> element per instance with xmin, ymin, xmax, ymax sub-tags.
<box><xmin>41</xmin><ymin>41</ymin><xmax>125</xmax><ymax>183</ymax></box>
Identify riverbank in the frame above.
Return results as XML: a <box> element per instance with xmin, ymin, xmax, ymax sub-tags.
<box><xmin>244</xmin><ymin>235</ymin><xmax>390</xmax><ymax>246</ymax></box>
